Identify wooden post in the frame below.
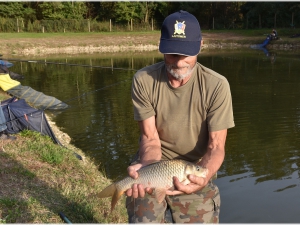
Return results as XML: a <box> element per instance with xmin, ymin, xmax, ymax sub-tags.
<box><xmin>110</xmin><ymin>19</ymin><xmax>112</xmax><ymax>32</ymax></box>
<box><xmin>17</xmin><ymin>18</ymin><xmax>19</xmax><ymax>33</ymax></box>
<box><xmin>88</xmin><ymin>19</ymin><xmax>90</xmax><ymax>32</ymax></box>
<box><xmin>42</xmin><ymin>26</ymin><xmax>44</xmax><ymax>33</ymax></box>
<box><xmin>151</xmin><ymin>18</ymin><xmax>153</xmax><ymax>31</ymax></box>
<box><xmin>213</xmin><ymin>17</ymin><xmax>214</xmax><ymax>30</ymax></box>
<box><xmin>131</xmin><ymin>19</ymin><xmax>133</xmax><ymax>31</ymax></box>
<box><xmin>131</xmin><ymin>57</ymin><xmax>134</xmax><ymax>69</ymax></box>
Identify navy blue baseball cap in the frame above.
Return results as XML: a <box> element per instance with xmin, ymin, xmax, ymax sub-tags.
<box><xmin>159</xmin><ymin>10</ymin><xmax>202</xmax><ymax>56</ymax></box>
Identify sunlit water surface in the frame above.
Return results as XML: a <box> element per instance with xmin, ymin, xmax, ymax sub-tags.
<box><xmin>7</xmin><ymin>48</ymin><xmax>300</xmax><ymax>223</ymax></box>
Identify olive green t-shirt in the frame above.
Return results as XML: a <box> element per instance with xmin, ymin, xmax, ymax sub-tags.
<box><xmin>132</xmin><ymin>62</ymin><xmax>235</xmax><ymax>162</ymax></box>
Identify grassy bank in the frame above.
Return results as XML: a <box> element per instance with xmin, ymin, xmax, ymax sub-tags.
<box><xmin>0</xmin><ymin>92</ymin><xmax>127</xmax><ymax>223</ymax></box>
<box><xmin>1</xmin><ymin>29</ymin><xmax>300</xmax><ymax>56</ymax></box>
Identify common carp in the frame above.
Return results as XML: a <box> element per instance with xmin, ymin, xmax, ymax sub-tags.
<box><xmin>98</xmin><ymin>159</ymin><xmax>208</xmax><ymax>211</ymax></box>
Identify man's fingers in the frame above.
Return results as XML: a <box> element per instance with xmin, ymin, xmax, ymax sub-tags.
<box><xmin>188</xmin><ymin>174</ymin><xmax>206</xmax><ymax>186</ymax></box>
<box><xmin>166</xmin><ymin>190</ymin><xmax>184</xmax><ymax>195</ymax></box>
<box><xmin>174</xmin><ymin>181</ymin><xmax>194</xmax><ymax>194</ymax></box>
<box><xmin>132</xmin><ymin>184</ymin><xmax>139</xmax><ymax>198</ymax></box>
<box><xmin>172</xmin><ymin>176</ymin><xmax>181</xmax><ymax>188</ymax></box>
<box><xmin>126</xmin><ymin>188</ymin><xmax>133</xmax><ymax>197</ymax></box>
<box><xmin>172</xmin><ymin>176</ymin><xmax>205</xmax><ymax>194</ymax></box>
<box><xmin>173</xmin><ymin>176</ymin><xmax>189</xmax><ymax>191</ymax></box>
<box><xmin>127</xmin><ymin>164</ymin><xmax>142</xmax><ymax>179</ymax></box>
<box><xmin>127</xmin><ymin>184</ymin><xmax>146</xmax><ymax>198</ymax></box>
<box><xmin>145</xmin><ymin>187</ymin><xmax>153</xmax><ymax>195</ymax></box>
<box><xmin>127</xmin><ymin>167</ymin><xmax>138</xmax><ymax>179</ymax></box>
<box><xmin>137</xmin><ymin>184</ymin><xmax>145</xmax><ymax>197</ymax></box>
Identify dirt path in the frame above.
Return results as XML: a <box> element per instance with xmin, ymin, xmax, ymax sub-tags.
<box><xmin>1</xmin><ymin>32</ymin><xmax>299</xmax><ymax>56</ymax></box>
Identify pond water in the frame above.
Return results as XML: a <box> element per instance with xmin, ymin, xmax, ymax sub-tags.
<box><xmin>7</xmin><ymin>47</ymin><xmax>300</xmax><ymax>223</ymax></box>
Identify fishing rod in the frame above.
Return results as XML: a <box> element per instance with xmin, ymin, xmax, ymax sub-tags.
<box><xmin>0</xmin><ymin>58</ymin><xmax>137</xmax><ymax>138</ymax></box>
<box><xmin>0</xmin><ymin>77</ymin><xmax>133</xmax><ymax>160</ymax></box>
<box><xmin>64</xmin><ymin>78</ymin><xmax>133</xmax><ymax>104</ymax></box>
<box><xmin>2</xmin><ymin>58</ymin><xmax>137</xmax><ymax>72</ymax></box>
<box><xmin>0</xmin><ymin>56</ymin><xmax>137</xmax><ymax>123</ymax></box>
<box><xmin>0</xmin><ymin>59</ymin><xmax>140</xmax><ymax>166</ymax></box>
<box><xmin>59</xmin><ymin>212</ymin><xmax>72</xmax><ymax>224</ymax></box>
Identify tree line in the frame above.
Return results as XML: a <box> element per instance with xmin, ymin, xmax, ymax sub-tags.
<box><xmin>0</xmin><ymin>2</ymin><xmax>299</xmax><ymax>32</ymax></box>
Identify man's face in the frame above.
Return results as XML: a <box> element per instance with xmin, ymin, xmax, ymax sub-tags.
<box><xmin>164</xmin><ymin>54</ymin><xmax>197</xmax><ymax>80</ymax></box>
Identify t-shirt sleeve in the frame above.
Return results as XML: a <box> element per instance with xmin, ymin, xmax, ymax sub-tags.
<box><xmin>206</xmin><ymin>78</ymin><xmax>235</xmax><ymax>132</ymax></box>
<box><xmin>131</xmin><ymin>72</ymin><xmax>156</xmax><ymax>121</ymax></box>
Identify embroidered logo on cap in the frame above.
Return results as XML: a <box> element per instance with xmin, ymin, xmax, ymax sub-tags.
<box><xmin>173</xmin><ymin>20</ymin><xmax>186</xmax><ymax>38</ymax></box>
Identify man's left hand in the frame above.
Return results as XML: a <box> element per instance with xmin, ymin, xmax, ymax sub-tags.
<box><xmin>166</xmin><ymin>175</ymin><xmax>207</xmax><ymax>195</ymax></box>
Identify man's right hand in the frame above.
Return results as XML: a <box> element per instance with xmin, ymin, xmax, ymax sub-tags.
<box><xmin>125</xmin><ymin>163</ymin><xmax>153</xmax><ymax>198</ymax></box>
<box><xmin>127</xmin><ymin>163</ymin><xmax>142</xmax><ymax>179</ymax></box>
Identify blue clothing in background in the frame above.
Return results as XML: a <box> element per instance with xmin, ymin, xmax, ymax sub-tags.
<box><xmin>0</xmin><ymin>106</ymin><xmax>7</xmax><ymax>132</ymax></box>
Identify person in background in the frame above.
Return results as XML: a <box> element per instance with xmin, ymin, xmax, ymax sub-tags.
<box><xmin>0</xmin><ymin>65</ymin><xmax>68</xmax><ymax>111</ymax></box>
<box><xmin>271</xmin><ymin>29</ymin><xmax>278</xmax><ymax>40</ymax></box>
<box><xmin>125</xmin><ymin>10</ymin><xmax>235</xmax><ymax>223</ymax></box>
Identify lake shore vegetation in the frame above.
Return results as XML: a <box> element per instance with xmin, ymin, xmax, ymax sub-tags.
<box><xmin>1</xmin><ymin>28</ymin><xmax>300</xmax><ymax>57</ymax></box>
<box><xmin>0</xmin><ymin>91</ymin><xmax>127</xmax><ymax>223</ymax></box>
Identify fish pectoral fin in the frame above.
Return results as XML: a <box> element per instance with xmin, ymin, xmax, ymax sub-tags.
<box><xmin>111</xmin><ymin>190</ymin><xmax>124</xmax><ymax>212</ymax></box>
<box><xmin>154</xmin><ymin>188</ymin><xmax>167</xmax><ymax>203</ymax></box>
<box><xmin>181</xmin><ymin>178</ymin><xmax>190</xmax><ymax>186</ymax></box>
<box><xmin>98</xmin><ymin>183</ymin><xmax>116</xmax><ymax>198</ymax></box>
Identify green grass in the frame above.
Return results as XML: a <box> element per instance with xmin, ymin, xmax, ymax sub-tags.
<box><xmin>0</xmin><ymin>129</ymin><xmax>128</xmax><ymax>223</ymax></box>
<box><xmin>0</xmin><ymin>198</ymin><xmax>28</xmax><ymax>223</ymax></box>
<box><xmin>0</xmin><ymin>29</ymin><xmax>299</xmax><ymax>43</ymax></box>
<box><xmin>0</xmin><ymin>92</ymin><xmax>128</xmax><ymax>223</ymax></box>
<box><xmin>19</xmin><ymin>130</ymin><xmax>67</xmax><ymax>165</ymax></box>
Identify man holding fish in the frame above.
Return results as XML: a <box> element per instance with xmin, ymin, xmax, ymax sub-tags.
<box><xmin>98</xmin><ymin>10</ymin><xmax>235</xmax><ymax>223</ymax></box>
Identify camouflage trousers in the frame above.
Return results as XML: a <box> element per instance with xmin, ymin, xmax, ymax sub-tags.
<box><xmin>126</xmin><ymin>181</ymin><xmax>220</xmax><ymax>223</ymax></box>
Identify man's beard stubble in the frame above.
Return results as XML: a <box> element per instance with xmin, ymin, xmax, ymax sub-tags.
<box><xmin>166</xmin><ymin>64</ymin><xmax>194</xmax><ymax>81</ymax></box>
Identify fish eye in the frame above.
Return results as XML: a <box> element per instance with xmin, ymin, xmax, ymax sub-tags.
<box><xmin>196</xmin><ymin>166</ymin><xmax>200</xmax><ymax>171</ymax></box>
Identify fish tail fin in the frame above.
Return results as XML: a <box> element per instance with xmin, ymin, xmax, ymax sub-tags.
<box><xmin>98</xmin><ymin>183</ymin><xmax>116</xmax><ymax>198</ymax></box>
<box><xmin>111</xmin><ymin>190</ymin><xmax>124</xmax><ymax>212</ymax></box>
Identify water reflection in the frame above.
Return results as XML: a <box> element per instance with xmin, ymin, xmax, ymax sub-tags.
<box><xmin>216</xmin><ymin>169</ymin><xmax>300</xmax><ymax>223</ymax></box>
<box><xmin>251</xmin><ymin>47</ymin><xmax>277</xmax><ymax>64</ymax></box>
<box><xmin>5</xmin><ymin>49</ymin><xmax>300</xmax><ymax>222</ymax></box>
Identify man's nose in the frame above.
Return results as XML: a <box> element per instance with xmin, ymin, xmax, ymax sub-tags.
<box><xmin>171</xmin><ymin>55</ymin><xmax>187</xmax><ymax>66</ymax></box>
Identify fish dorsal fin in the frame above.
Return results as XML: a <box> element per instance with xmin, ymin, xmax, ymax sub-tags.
<box><xmin>154</xmin><ymin>188</ymin><xmax>167</xmax><ymax>203</ymax></box>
